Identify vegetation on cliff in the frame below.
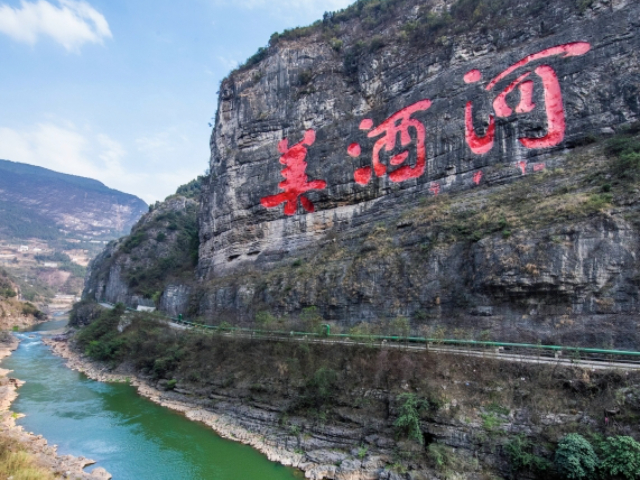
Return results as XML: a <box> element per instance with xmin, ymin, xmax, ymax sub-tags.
<box><xmin>84</xmin><ymin>179</ymin><xmax>200</xmax><ymax>305</ymax></box>
<box><xmin>235</xmin><ymin>0</ymin><xmax>597</xmax><ymax>76</ymax></box>
<box><xmin>183</xmin><ymin>128</ymin><xmax>640</xmax><ymax>349</ymax></box>
<box><xmin>69</xmin><ymin>303</ymin><xmax>640</xmax><ymax>478</ymax></box>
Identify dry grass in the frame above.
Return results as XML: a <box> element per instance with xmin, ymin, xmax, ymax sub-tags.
<box><xmin>0</xmin><ymin>436</ymin><xmax>56</xmax><ymax>480</ymax></box>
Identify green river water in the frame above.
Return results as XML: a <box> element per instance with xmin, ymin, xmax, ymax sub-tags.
<box><xmin>1</xmin><ymin>320</ymin><xmax>302</xmax><ymax>480</ymax></box>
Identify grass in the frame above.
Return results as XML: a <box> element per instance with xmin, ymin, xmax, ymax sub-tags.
<box><xmin>0</xmin><ymin>436</ymin><xmax>56</xmax><ymax>480</ymax></box>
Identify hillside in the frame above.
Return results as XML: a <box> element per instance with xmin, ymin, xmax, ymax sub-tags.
<box><xmin>0</xmin><ymin>159</ymin><xmax>148</xmax><ymax>305</ymax></box>
<box><xmin>0</xmin><ymin>159</ymin><xmax>147</xmax><ymax>242</ymax></box>
<box><xmin>0</xmin><ymin>268</ymin><xmax>46</xmax><ymax>329</ymax></box>
<box><xmin>84</xmin><ymin>0</ymin><xmax>640</xmax><ymax>348</ymax></box>
<box><xmin>83</xmin><ymin>178</ymin><xmax>203</xmax><ymax>313</ymax></box>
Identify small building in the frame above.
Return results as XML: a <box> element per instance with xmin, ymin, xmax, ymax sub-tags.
<box><xmin>18</xmin><ymin>245</ymin><xmax>29</xmax><ymax>252</ymax></box>
<box><xmin>43</xmin><ymin>262</ymin><xmax>58</xmax><ymax>268</ymax></box>
<box><xmin>136</xmin><ymin>306</ymin><xmax>156</xmax><ymax>312</ymax></box>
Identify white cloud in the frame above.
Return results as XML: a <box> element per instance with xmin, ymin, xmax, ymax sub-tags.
<box><xmin>0</xmin><ymin>122</ymin><xmax>206</xmax><ymax>203</ymax></box>
<box><xmin>0</xmin><ymin>0</ymin><xmax>111</xmax><ymax>52</ymax></box>
<box><xmin>0</xmin><ymin>122</ymin><xmax>125</xmax><ymax>185</ymax></box>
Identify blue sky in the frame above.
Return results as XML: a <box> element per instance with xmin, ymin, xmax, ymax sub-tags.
<box><xmin>0</xmin><ymin>0</ymin><xmax>353</xmax><ymax>203</ymax></box>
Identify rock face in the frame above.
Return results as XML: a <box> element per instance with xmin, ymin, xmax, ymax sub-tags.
<box><xmin>190</xmin><ymin>0</ymin><xmax>640</xmax><ymax>346</ymax></box>
<box><xmin>0</xmin><ymin>159</ymin><xmax>146</xmax><ymax>240</ymax></box>
<box><xmin>83</xmin><ymin>195</ymin><xmax>198</xmax><ymax>312</ymax></box>
<box><xmin>84</xmin><ymin>0</ymin><xmax>640</xmax><ymax>347</ymax></box>
<box><xmin>200</xmin><ymin>0</ymin><xmax>638</xmax><ymax>275</ymax></box>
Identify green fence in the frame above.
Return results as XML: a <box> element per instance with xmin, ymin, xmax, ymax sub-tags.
<box><xmin>97</xmin><ymin>301</ymin><xmax>640</xmax><ymax>363</ymax></box>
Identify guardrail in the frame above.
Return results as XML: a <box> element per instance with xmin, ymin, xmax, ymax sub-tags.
<box><xmin>98</xmin><ymin>301</ymin><xmax>640</xmax><ymax>365</ymax></box>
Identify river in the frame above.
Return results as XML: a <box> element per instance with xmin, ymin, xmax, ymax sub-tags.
<box><xmin>1</xmin><ymin>320</ymin><xmax>303</xmax><ymax>480</ymax></box>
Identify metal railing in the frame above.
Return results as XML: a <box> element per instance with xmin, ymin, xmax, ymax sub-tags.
<box><xmin>97</xmin><ymin>301</ymin><xmax>640</xmax><ymax>366</ymax></box>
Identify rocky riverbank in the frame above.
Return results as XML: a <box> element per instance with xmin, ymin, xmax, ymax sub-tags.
<box><xmin>44</xmin><ymin>336</ymin><xmax>398</xmax><ymax>480</ymax></box>
<box><xmin>0</xmin><ymin>334</ymin><xmax>111</xmax><ymax>480</ymax></box>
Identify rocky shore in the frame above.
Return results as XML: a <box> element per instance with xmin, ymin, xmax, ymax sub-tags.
<box><xmin>0</xmin><ymin>334</ymin><xmax>111</xmax><ymax>480</ymax></box>
<box><xmin>44</xmin><ymin>336</ymin><xmax>399</xmax><ymax>480</ymax></box>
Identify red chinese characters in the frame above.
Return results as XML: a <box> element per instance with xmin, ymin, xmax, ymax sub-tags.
<box><xmin>465</xmin><ymin>42</ymin><xmax>591</xmax><ymax>154</ymax></box>
<box><xmin>260</xmin><ymin>129</ymin><xmax>326</xmax><ymax>215</ymax></box>
<box><xmin>349</xmin><ymin>100</ymin><xmax>432</xmax><ymax>185</ymax></box>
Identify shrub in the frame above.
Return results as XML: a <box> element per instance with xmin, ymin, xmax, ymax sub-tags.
<box><xmin>175</xmin><ymin>175</ymin><xmax>205</xmax><ymax>199</ymax></box>
<box><xmin>69</xmin><ymin>300</ymin><xmax>104</xmax><ymax>327</ymax></box>
<box><xmin>554</xmin><ymin>433</ymin><xmax>598</xmax><ymax>480</ymax></box>
<box><xmin>298</xmin><ymin>366</ymin><xmax>339</xmax><ymax>410</ymax></box>
<box><xmin>605</xmin><ymin>127</ymin><xmax>640</xmax><ymax>181</ymax></box>
<box><xmin>20</xmin><ymin>302</ymin><xmax>46</xmax><ymax>320</ymax></box>
<box><xmin>255</xmin><ymin>311</ymin><xmax>278</xmax><ymax>330</ymax></box>
<box><xmin>505</xmin><ymin>434</ymin><xmax>551</xmax><ymax>474</ymax></box>
<box><xmin>329</xmin><ymin>38</ymin><xmax>343</xmax><ymax>51</ymax></box>
<box><xmin>394</xmin><ymin>392</ymin><xmax>423</xmax><ymax>444</ymax></box>
<box><xmin>239</xmin><ymin>46</ymin><xmax>269</xmax><ymax>70</ymax></box>
<box><xmin>300</xmin><ymin>306</ymin><xmax>323</xmax><ymax>334</ymax></box>
<box><xmin>388</xmin><ymin>316</ymin><xmax>410</xmax><ymax>337</ymax></box>
<box><xmin>298</xmin><ymin>70</ymin><xmax>312</xmax><ymax>86</ymax></box>
<box><xmin>599</xmin><ymin>436</ymin><xmax>640</xmax><ymax>480</ymax></box>
<box><xmin>427</xmin><ymin>443</ymin><xmax>467</xmax><ymax>476</ymax></box>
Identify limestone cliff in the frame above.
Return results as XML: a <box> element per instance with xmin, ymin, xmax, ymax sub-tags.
<box><xmin>83</xmin><ymin>193</ymin><xmax>199</xmax><ymax>313</ymax></box>
<box><xmin>195</xmin><ymin>0</ymin><xmax>640</xmax><ymax>346</ymax></box>
<box><xmin>86</xmin><ymin>0</ymin><xmax>640</xmax><ymax>348</ymax></box>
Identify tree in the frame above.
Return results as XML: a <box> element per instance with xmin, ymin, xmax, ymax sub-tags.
<box><xmin>599</xmin><ymin>436</ymin><xmax>640</xmax><ymax>480</ymax></box>
<box><xmin>394</xmin><ymin>393</ymin><xmax>423</xmax><ymax>444</ymax></box>
<box><xmin>554</xmin><ymin>433</ymin><xmax>598</xmax><ymax>480</ymax></box>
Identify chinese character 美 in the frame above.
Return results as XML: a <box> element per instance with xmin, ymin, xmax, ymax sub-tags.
<box><xmin>260</xmin><ymin>129</ymin><xmax>327</xmax><ymax>215</ymax></box>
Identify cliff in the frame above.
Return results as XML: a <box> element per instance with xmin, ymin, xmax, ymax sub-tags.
<box><xmin>83</xmin><ymin>191</ymin><xmax>199</xmax><ymax>313</ymax></box>
<box><xmin>86</xmin><ymin>0</ymin><xmax>640</xmax><ymax>348</ymax></box>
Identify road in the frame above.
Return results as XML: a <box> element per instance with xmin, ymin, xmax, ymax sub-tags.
<box><xmin>98</xmin><ymin>302</ymin><xmax>640</xmax><ymax>371</ymax></box>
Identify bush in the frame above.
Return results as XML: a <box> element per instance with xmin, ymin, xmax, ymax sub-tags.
<box><xmin>175</xmin><ymin>175</ymin><xmax>205</xmax><ymax>199</ymax></box>
<box><xmin>300</xmin><ymin>306</ymin><xmax>323</xmax><ymax>334</ymax></box>
<box><xmin>505</xmin><ymin>434</ymin><xmax>551</xmax><ymax>474</ymax></box>
<box><xmin>20</xmin><ymin>302</ymin><xmax>46</xmax><ymax>320</ymax></box>
<box><xmin>605</xmin><ymin>127</ymin><xmax>640</xmax><ymax>181</ymax></box>
<box><xmin>76</xmin><ymin>304</ymin><xmax>126</xmax><ymax>358</ymax></box>
<box><xmin>554</xmin><ymin>433</ymin><xmax>598</xmax><ymax>480</ymax></box>
<box><xmin>298</xmin><ymin>70</ymin><xmax>312</xmax><ymax>86</ymax></box>
<box><xmin>298</xmin><ymin>366</ymin><xmax>339</xmax><ymax>410</ymax></box>
<box><xmin>599</xmin><ymin>436</ymin><xmax>640</xmax><ymax>480</ymax></box>
<box><xmin>255</xmin><ymin>311</ymin><xmax>278</xmax><ymax>330</ymax></box>
<box><xmin>394</xmin><ymin>392</ymin><xmax>424</xmax><ymax>444</ymax></box>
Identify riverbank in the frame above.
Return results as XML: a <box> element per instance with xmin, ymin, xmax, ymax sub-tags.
<box><xmin>0</xmin><ymin>333</ymin><xmax>111</xmax><ymax>479</ymax></box>
<box><xmin>44</xmin><ymin>336</ymin><xmax>392</xmax><ymax>480</ymax></box>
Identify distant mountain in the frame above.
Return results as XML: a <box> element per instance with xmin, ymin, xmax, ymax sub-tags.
<box><xmin>0</xmin><ymin>159</ymin><xmax>147</xmax><ymax>242</ymax></box>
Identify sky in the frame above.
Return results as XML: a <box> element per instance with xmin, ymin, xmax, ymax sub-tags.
<box><xmin>0</xmin><ymin>0</ymin><xmax>354</xmax><ymax>204</ymax></box>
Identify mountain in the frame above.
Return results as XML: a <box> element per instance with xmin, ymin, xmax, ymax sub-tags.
<box><xmin>84</xmin><ymin>0</ymin><xmax>640</xmax><ymax>349</ymax></box>
<box><xmin>0</xmin><ymin>159</ymin><xmax>147</xmax><ymax>242</ymax></box>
